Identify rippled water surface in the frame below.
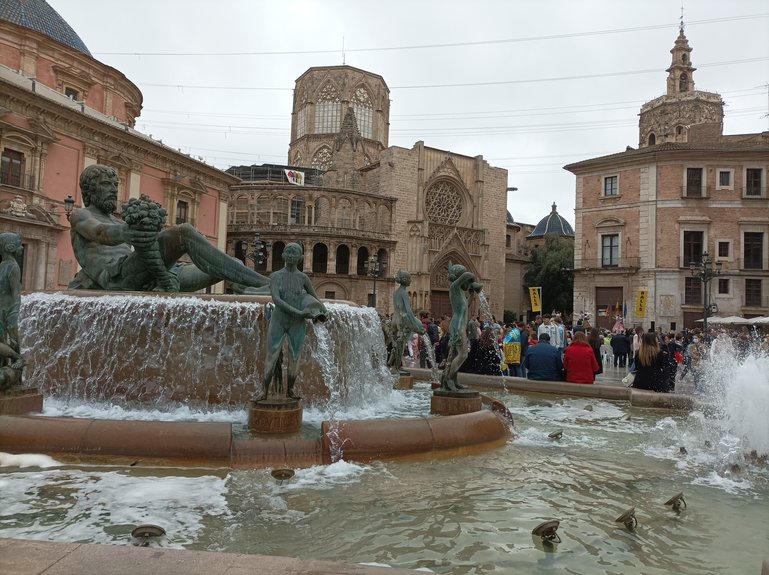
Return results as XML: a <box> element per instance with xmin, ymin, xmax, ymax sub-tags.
<box><xmin>2</xmin><ymin>380</ymin><xmax>769</xmax><ymax>573</ymax></box>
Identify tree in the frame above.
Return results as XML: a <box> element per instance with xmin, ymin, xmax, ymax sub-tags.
<box><xmin>523</xmin><ymin>234</ymin><xmax>574</xmax><ymax>318</ymax></box>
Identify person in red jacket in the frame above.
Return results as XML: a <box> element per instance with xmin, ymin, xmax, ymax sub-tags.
<box><xmin>563</xmin><ymin>332</ymin><xmax>600</xmax><ymax>384</ymax></box>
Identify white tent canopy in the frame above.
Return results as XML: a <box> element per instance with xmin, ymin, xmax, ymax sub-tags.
<box><xmin>696</xmin><ymin>316</ymin><xmax>769</xmax><ymax>325</ymax></box>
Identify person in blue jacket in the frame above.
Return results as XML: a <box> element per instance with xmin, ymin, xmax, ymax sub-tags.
<box><xmin>522</xmin><ymin>333</ymin><xmax>564</xmax><ymax>381</ymax></box>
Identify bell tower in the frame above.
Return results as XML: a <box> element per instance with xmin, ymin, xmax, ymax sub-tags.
<box><xmin>638</xmin><ymin>24</ymin><xmax>724</xmax><ymax>148</ymax></box>
<box><xmin>666</xmin><ymin>24</ymin><xmax>695</xmax><ymax>96</ymax></box>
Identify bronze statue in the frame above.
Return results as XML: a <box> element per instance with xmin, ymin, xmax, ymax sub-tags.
<box><xmin>387</xmin><ymin>270</ymin><xmax>425</xmax><ymax>372</ymax></box>
<box><xmin>439</xmin><ymin>262</ymin><xmax>481</xmax><ymax>391</ymax></box>
<box><xmin>0</xmin><ymin>232</ymin><xmax>24</xmax><ymax>391</ymax></box>
<box><xmin>258</xmin><ymin>242</ymin><xmax>327</xmax><ymax>401</ymax></box>
<box><xmin>68</xmin><ymin>164</ymin><xmax>270</xmax><ymax>293</ymax></box>
<box><xmin>0</xmin><ymin>232</ymin><xmax>21</xmax><ymax>353</ymax></box>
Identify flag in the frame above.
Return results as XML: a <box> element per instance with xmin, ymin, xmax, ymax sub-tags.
<box><xmin>635</xmin><ymin>290</ymin><xmax>648</xmax><ymax>317</ymax></box>
<box><xmin>623</xmin><ymin>301</ymin><xmax>627</xmax><ymax>318</ymax></box>
<box><xmin>605</xmin><ymin>303</ymin><xmax>611</xmax><ymax>317</ymax></box>
<box><xmin>615</xmin><ymin>301</ymin><xmax>620</xmax><ymax>316</ymax></box>
<box><xmin>284</xmin><ymin>169</ymin><xmax>305</xmax><ymax>186</ymax></box>
<box><xmin>529</xmin><ymin>287</ymin><xmax>541</xmax><ymax>312</ymax></box>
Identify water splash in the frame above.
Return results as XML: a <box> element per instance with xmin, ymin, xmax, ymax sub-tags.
<box><xmin>420</xmin><ymin>333</ymin><xmax>441</xmax><ymax>382</ymax></box>
<box><xmin>19</xmin><ymin>293</ymin><xmax>393</xmax><ymax>411</ymax></box>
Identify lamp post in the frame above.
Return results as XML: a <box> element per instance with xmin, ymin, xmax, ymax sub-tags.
<box><xmin>689</xmin><ymin>251</ymin><xmax>722</xmax><ymax>338</ymax></box>
<box><xmin>240</xmin><ymin>233</ymin><xmax>270</xmax><ymax>270</ymax></box>
<box><xmin>363</xmin><ymin>255</ymin><xmax>386</xmax><ymax>308</ymax></box>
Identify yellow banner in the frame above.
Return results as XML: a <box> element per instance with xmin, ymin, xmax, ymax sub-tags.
<box><xmin>529</xmin><ymin>287</ymin><xmax>541</xmax><ymax>312</ymax></box>
<box><xmin>635</xmin><ymin>289</ymin><xmax>648</xmax><ymax>317</ymax></box>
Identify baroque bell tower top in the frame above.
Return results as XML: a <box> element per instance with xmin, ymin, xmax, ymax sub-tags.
<box><xmin>666</xmin><ymin>24</ymin><xmax>696</xmax><ymax>96</ymax></box>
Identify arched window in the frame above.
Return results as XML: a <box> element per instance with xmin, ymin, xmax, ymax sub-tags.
<box><xmin>175</xmin><ymin>200</ymin><xmax>189</xmax><ymax>224</ymax></box>
<box><xmin>377</xmin><ymin>205</ymin><xmax>391</xmax><ymax>233</ymax></box>
<box><xmin>337</xmin><ymin>198</ymin><xmax>352</xmax><ymax>229</ymax></box>
<box><xmin>678</xmin><ymin>73</ymin><xmax>689</xmax><ymax>92</ymax></box>
<box><xmin>315</xmin><ymin>83</ymin><xmax>341</xmax><ymax>133</ymax></box>
<box><xmin>506</xmin><ymin>234</ymin><xmax>511</xmax><ymax>248</ymax></box>
<box><xmin>312</xmin><ymin>243</ymin><xmax>328</xmax><ymax>273</ymax></box>
<box><xmin>271</xmin><ymin>241</ymin><xmax>285</xmax><ymax>272</ymax></box>
<box><xmin>232</xmin><ymin>194</ymin><xmax>250</xmax><ymax>225</ymax></box>
<box><xmin>290</xmin><ymin>197</ymin><xmax>304</xmax><ymax>224</ymax></box>
<box><xmin>648</xmin><ymin>133</ymin><xmax>656</xmax><ymax>146</ymax></box>
<box><xmin>676</xmin><ymin>125</ymin><xmax>684</xmax><ymax>136</ymax></box>
<box><xmin>336</xmin><ymin>245</ymin><xmax>350</xmax><ymax>274</ymax></box>
<box><xmin>311</xmin><ymin>146</ymin><xmax>333</xmax><ymax>171</ymax></box>
<box><xmin>255</xmin><ymin>195</ymin><xmax>270</xmax><ymax>226</ymax></box>
<box><xmin>315</xmin><ymin>197</ymin><xmax>331</xmax><ymax>226</ymax></box>
<box><xmin>357</xmin><ymin>246</ymin><xmax>369</xmax><ymax>275</ymax></box>
<box><xmin>273</xmin><ymin>196</ymin><xmax>289</xmax><ymax>225</ymax></box>
<box><xmin>351</xmin><ymin>86</ymin><xmax>373</xmax><ymax>139</ymax></box>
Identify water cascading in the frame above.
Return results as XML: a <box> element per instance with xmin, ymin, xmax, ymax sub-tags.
<box><xmin>19</xmin><ymin>292</ymin><xmax>393</xmax><ymax>409</ymax></box>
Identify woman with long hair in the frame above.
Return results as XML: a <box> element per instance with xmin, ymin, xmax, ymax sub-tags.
<box><xmin>630</xmin><ymin>332</ymin><xmax>669</xmax><ymax>392</ymax></box>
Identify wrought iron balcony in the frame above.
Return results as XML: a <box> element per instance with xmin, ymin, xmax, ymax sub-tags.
<box><xmin>575</xmin><ymin>257</ymin><xmax>640</xmax><ymax>271</ymax></box>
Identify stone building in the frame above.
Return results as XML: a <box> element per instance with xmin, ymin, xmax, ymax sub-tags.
<box><xmin>0</xmin><ymin>0</ymin><xmax>238</xmax><ymax>291</ymax></box>
<box><xmin>566</xmin><ymin>25</ymin><xmax>769</xmax><ymax>332</ymax></box>
<box><xmin>226</xmin><ymin>65</ymin><xmax>510</xmax><ymax>318</ymax></box>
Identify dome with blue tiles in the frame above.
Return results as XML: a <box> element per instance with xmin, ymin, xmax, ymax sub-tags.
<box><xmin>0</xmin><ymin>0</ymin><xmax>91</xmax><ymax>56</ymax></box>
<box><xmin>528</xmin><ymin>202</ymin><xmax>574</xmax><ymax>238</ymax></box>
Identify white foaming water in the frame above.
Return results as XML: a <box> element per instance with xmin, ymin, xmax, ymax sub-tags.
<box><xmin>41</xmin><ymin>397</ymin><xmax>248</xmax><ymax>423</ymax></box>
<box><xmin>0</xmin><ymin>469</ymin><xmax>229</xmax><ymax>546</ymax></box>
<box><xmin>0</xmin><ymin>452</ymin><xmax>60</xmax><ymax>468</ymax></box>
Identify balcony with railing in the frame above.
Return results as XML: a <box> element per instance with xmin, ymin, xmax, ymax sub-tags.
<box><xmin>576</xmin><ymin>257</ymin><xmax>640</xmax><ymax>271</ymax></box>
<box><xmin>679</xmin><ymin>185</ymin><xmax>710</xmax><ymax>199</ymax></box>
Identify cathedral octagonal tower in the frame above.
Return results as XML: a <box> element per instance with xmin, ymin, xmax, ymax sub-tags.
<box><xmin>288</xmin><ymin>65</ymin><xmax>390</xmax><ymax>190</ymax></box>
<box><xmin>638</xmin><ymin>25</ymin><xmax>724</xmax><ymax>148</ymax></box>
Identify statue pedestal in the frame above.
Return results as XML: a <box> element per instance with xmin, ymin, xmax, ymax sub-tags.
<box><xmin>430</xmin><ymin>390</ymin><xmax>481</xmax><ymax>416</ymax></box>
<box><xmin>393</xmin><ymin>373</ymin><xmax>413</xmax><ymax>390</ymax></box>
<box><xmin>248</xmin><ymin>398</ymin><xmax>302</xmax><ymax>434</ymax></box>
<box><xmin>0</xmin><ymin>389</ymin><xmax>44</xmax><ymax>415</ymax></box>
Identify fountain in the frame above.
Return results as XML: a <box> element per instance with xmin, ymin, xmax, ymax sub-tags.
<box><xmin>1</xmin><ymin>165</ymin><xmax>766</xmax><ymax>572</ymax></box>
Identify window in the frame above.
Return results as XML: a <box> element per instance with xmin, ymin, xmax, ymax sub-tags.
<box><xmin>506</xmin><ymin>234</ymin><xmax>511</xmax><ymax>248</ymax></box>
<box><xmin>601</xmin><ymin>234</ymin><xmax>619</xmax><ymax>267</ymax></box>
<box><xmin>683</xmin><ymin>231</ymin><xmax>704</xmax><ymax>266</ymax></box>
<box><xmin>315</xmin><ymin>84</ymin><xmax>341</xmax><ymax>134</ymax></box>
<box><xmin>744</xmin><ymin>232</ymin><xmax>764</xmax><ymax>269</ymax></box>
<box><xmin>717</xmin><ymin>170</ymin><xmax>732</xmax><ymax>189</ymax></box>
<box><xmin>351</xmin><ymin>87</ymin><xmax>373</xmax><ymax>139</ymax></box>
<box><xmin>296</xmin><ymin>106</ymin><xmax>307</xmax><ymax>139</ymax></box>
<box><xmin>603</xmin><ymin>175</ymin><xmax>618</xmax><ymax>196</ymax></box>
<box><xmin>0</xmin><ymin>149</ymin><xmax>24</xmax><ymax>187</ymax></box>
<box><xmin>312</xmin><ymin>243</ymin><xmax>328</xmax><ymax>273</ymax></box>
<box><xmin>648</xmin><ymin>133</ymin><xmax>656</xmax><ymax>146</ymax></box>
<box><xmin>273</xmin><ymin>197</ymin><xmax>289</xmax><ymax>225</ymax></box>
<box><xmin>745</xmin><ymin>279</ymin><xmax>762</xmax><ymax>307</ymax></box>
<box><xmin>679</xmin><ymin>73</ymin><xmax>689</xmax><ymax>92</ymax></box>
<box><xmin>684</xmin><ymin>277</ymin><xmax>702</xmax><ymax>305</ymax></box>
<box><xmin>64</xmin><ymin>87</ymin><xmax>79</xmax><ymax>100</ymax></box>
<box><xmin>336</xmin><ymin>245</ymin><xmax>350</xmax><ymax>275</ymax></box>
<box><xmin>324</xmin><ymin>291</ymin><xmax>336</xmax><ymax>299</ymax></box>
<box><xmin>746</xmin><ymin>168</ymin><xmax>763</xmax><ymax>197</ymax></box>
<box><xmin>290</xmin><ymin>197</ymin><xmax>304</xmax><ymax>224</ymax></box>
<box><xmin>717</xmin><ymin>278</ymin><xmax>730</xmax><ymax>295</ymax></box>
<box><xmin>685</xmin><ymin>168</ymin><xmax>703</xmax><ymax>197</ymax></box>
<box><xmin>717</xmin><ymin>241</ymin><xmax>730</xmax><ymax>259</ymax></box>
<box><xmin>175</xmin><ymin>200</ymin><xmax>188</xmax><ymax>224</ymax></box>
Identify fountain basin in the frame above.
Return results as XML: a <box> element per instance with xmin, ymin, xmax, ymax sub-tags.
<box><xmin>0</xmin><ymin>410</ymin><xmax>511</xmax><ymax>469</ymax></box>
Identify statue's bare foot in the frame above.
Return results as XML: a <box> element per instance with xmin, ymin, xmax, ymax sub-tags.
<box><xmin>287</xmin><ymin>390</ymin><xmax>301</xmax><ymax>400</ymax></box>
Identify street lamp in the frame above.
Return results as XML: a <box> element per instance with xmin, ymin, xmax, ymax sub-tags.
<box><xmin>689</xmin><ymin>251</ymin><xmax>722</xmax><ymax>337</ymax></box>
<box><xmin>363</xmin><ymin>255</ymin><xmax>387</xmax><ymax>308</ymax></box>
<box><xmin>240</xmin><ymin>234</ymin><xmax>270</xmax><ymax>270</ymax></box>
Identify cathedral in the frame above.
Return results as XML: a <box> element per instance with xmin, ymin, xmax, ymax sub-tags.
<box><xmin>226</xmin><ymin>65</ymin><xmax>510</xmax><ymax>318</ymax></box>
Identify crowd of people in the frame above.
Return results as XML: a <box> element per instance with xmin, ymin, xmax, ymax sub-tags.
<box><xmin>381</xmin><ymin>309</ymin><xmax>767</xmax><ymax>394</ymax></box>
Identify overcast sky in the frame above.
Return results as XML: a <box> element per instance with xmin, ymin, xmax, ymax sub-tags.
<box><xmin>47</xmin><ymin>0</ymin><xmax>769</xmax><ymax>226</ymax></box>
